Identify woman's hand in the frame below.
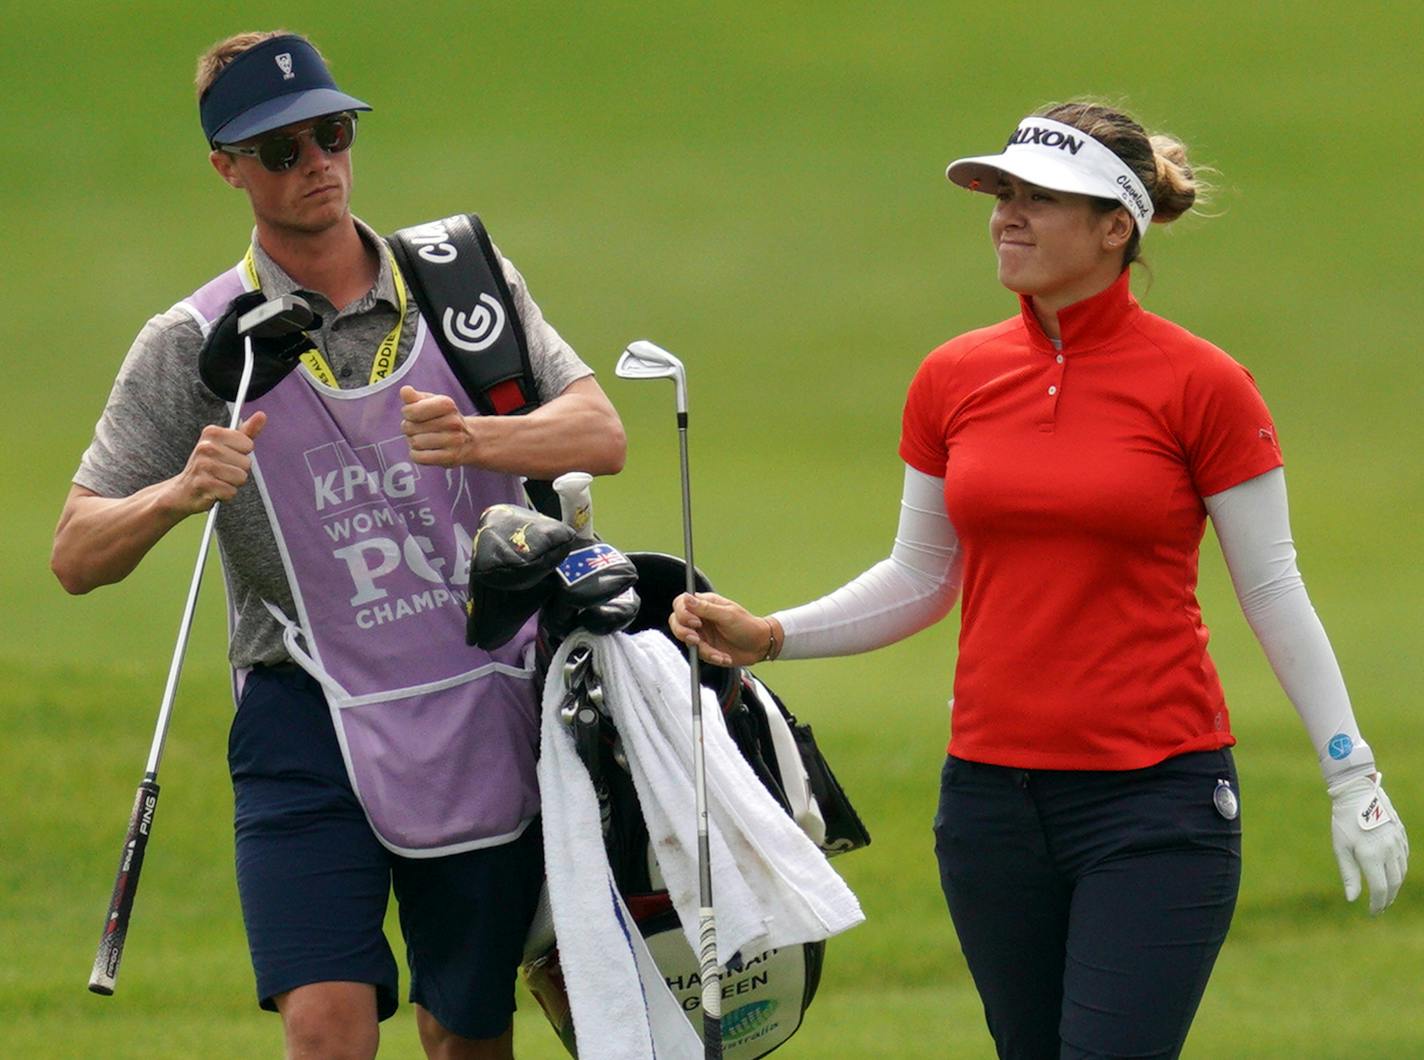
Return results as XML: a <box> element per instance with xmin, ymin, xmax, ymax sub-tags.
<box><xmin>669</xmin><ymin>591</ymin><xmax>782</xmax><ymax>668</ymax></box>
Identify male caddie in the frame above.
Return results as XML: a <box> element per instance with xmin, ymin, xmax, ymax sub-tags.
<box><xmin>52</xmin><ymin>30</ymin><xmax>625</xmax><ymax>1059</ymax></box>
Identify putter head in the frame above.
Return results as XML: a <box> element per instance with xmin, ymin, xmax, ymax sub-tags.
<box><xmin>617</xmin><ymin>340</ymin><xmax>687</xmax><ymax>414</ymax></box>
<box><xmin>200</xmin><ymin>293</ymin><xmax>320</xmax><ymax>405</ymax></box>
<box><xmin>238</xmin><ymin>294</ymin><xmax>317</xmax><ymax>338</ymax></box>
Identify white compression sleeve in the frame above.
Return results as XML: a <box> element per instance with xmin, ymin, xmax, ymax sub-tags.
<box><xmin>1205</xmin><ymin>467</ymin><xmax>1375</xmax><ymax>783</ymax></box>
<box><xmin>771</xmin><ymin>466</ymin><xmax>961</xmax><ymax>659</ymax></box>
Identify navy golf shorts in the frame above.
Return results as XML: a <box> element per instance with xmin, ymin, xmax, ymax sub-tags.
<box><xmin>933</xmin><ymin>749</ymin><xmax>1242</xmax><ymax>1060</ymax></box>
<box><xmin>227</xmin><ymin>665</ymin><xmax>545</xmax><ymax>1040</ymax></box>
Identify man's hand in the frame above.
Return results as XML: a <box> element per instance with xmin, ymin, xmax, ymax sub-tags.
<box><xmin>53</xmin><ymin>412</ymin><xmax>266</xmax><ymax>594</ymax></box>
<box><xmin>394</xmin><ymin>376</ymin><xmax>624</xmax><ymax>478</ymax></box>
<box><xmin>169</xmin><ymin>413</ymin><xmax>266</xmax><ymax>516</ymax></box>
<box><xmin>1329</xmin><ymin>772</ymin><xmax>1409</xmax><ymax>915</ymax></box>
<box><xmin>401</xmin><ymin>386</ymin><xmax>480</xmax><ymax>467</ymax></box>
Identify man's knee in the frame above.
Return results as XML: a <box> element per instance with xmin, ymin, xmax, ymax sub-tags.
<box><xmin>415</xmin><ymin>1004</ymin><xmax>513</xmax><ymax>1059</ymax></box>
<box><xmin>276</xmin><ymin>981</ymin><xmax>380</xmax><ymax>1060</ymax></box>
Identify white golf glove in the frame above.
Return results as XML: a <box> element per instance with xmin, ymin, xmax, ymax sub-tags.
<box><xmin>1328</xmin><ymin>772</ymin><xmax>1409</xmax><ymax>914</ymax></box>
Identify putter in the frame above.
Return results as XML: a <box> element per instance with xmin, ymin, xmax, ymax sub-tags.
<box><xmin>615</xmin><ymin>339</ymin><xmax>723</xmax><ymax>1057</ymax></box>
<box><xmin>88</xmin><ymin>294</ymin><xmax>314</xmax><ymax>996</ymax></box>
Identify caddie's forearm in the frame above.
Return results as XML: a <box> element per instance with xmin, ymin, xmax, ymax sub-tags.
<box><xmin>51</xmin><ymin>483</ymin><xmax>190</xmax><ymax>595</ymax></box>
<box><xmin>463</xmin><ymin>380</ymin><xmax>627</xmax><ymax>478</ymax></box>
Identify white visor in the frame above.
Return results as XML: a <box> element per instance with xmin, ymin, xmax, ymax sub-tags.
<box><xmin>946</xmin><ymin>116</ymin><xmax>1154</xmax><ymax>232</ymax></box>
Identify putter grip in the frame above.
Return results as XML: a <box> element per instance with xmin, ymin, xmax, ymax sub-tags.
<box><xmin>88</xmin><ymin>779</ymin><xmax>160</xmax><ymax>995</ymax></box>
<box><xmin>552</xmin><ymin>471</ymin><xmax>594</xmax><ymax>540</ymax></box>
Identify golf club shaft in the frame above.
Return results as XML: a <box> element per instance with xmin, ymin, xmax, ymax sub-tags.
<box><xmin>144</xmin><ymin>339</ymin><xmax>254</xmax><ymax>775</ymax></box>
<box><xmin>679</xmin><ymin>420</ymin><xmax>722</xmax><ymax>1056</ymax></box>
<box><xmin>89</xmin><ymin>339</ymin><xmax>256</xmax><ymax>996</ymax></box>
<box><xmin>615</xmin><ymin>339</ymin><xmax>721</xmax><ymax>1053</ymax></box>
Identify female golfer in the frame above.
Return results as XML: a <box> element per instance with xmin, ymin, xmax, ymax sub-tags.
<box><xmin>671</xmin><ymin>101</ymin><xmax>1409</xmax><ymax>1058</ymax></box>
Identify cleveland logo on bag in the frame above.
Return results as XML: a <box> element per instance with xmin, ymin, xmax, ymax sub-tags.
<box><xmin>442</xmin><ymin>296</ymin><xmax>506</xmax><ymax>353</ymax></box>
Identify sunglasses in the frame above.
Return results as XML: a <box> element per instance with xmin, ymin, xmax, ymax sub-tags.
<box><xmin>219</xmin><ymin>112</ymin><xmax>358</xmax><ymax>172</ymax></box>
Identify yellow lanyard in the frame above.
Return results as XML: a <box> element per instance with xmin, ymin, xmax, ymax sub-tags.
<box><xmin>240</xmin><ymin>245</ymin><xmax>409</xmax><ymax>388</ymax></box>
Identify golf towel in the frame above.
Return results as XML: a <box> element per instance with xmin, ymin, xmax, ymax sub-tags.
<box><xmin>537</xmin><ymin>630</ymin><xmax>864</xmax><ymax>1058</ymax></box>
<box><xmin>538</xmin><ymin>635</ymin><xmax>701</xmax><ymax>1060</ymax></box>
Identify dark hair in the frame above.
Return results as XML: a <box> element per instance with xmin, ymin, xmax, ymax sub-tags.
<box><xmin>1037</xmin><ymin>101</ymin><xmax>1207</xmax><ymax>266</ymax></box>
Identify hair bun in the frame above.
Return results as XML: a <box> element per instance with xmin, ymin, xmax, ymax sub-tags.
<box><xmin>1148</xmin><ymin>134</ymin><xmax>1197</xmax><ymax>224</ymax></box>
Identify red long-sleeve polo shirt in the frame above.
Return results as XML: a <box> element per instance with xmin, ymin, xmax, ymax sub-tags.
<box><xmin>900</xmin><ymin>270</ymin><xmax>1284</xmax><ymax>770</ymax></box>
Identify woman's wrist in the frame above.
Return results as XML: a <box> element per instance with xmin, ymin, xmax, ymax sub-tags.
<box><xmin>758</xmin><ymin>616</ymin><xmax>784</xmax><ymax>663</ymax></box>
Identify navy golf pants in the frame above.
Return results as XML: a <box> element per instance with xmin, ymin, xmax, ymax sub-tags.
<box><xmin>934</xmin><ymin>750</ymin><xmax>1241</xmax><ymax>1060</ymax></box>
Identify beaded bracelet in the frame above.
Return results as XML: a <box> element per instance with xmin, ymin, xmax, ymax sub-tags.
<box><xmin>760</xmin><ymin>618</ymin><xmax>781</xmax><ymax>663</ymax></box>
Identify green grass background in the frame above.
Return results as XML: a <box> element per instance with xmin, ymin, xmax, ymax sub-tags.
<box><xmin>3</xmin><ymin>2</ymin><xmax>1419</xmax><ymax>1056</ymax></box>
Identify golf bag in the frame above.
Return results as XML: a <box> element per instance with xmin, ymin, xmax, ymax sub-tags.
<box><xmin>522</xmin><ymin>552</ymin><xmax>870</xmax><ymax>1058</ymax></box>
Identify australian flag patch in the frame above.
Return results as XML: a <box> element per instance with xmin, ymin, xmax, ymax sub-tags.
<box><xmin>556</xmin><ymin>543</ymin><xmax>625</xmax><ymax>587</ymax></box>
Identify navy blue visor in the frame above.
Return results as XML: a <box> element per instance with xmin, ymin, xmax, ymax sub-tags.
<box><xmin>200</xmin><ymin>35</ymin><xmax>370</xmax><ymax>147</ymax></box>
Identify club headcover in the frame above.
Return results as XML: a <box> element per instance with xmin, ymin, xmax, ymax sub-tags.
<box><xmin>467</xmin><ymin>579</ymin><xmax>557</xmax><ymax>651</ymax></box>
<box><xmin>540</xmin><ymin>542</ymin><xmax>641</xmax><ymax>640</ymax></box>
<box><xmin>466</xmin><ymin>504</ymin><xmax>580</xmax><ymax>649</ymax></box>
<box><xmin>198</xmin><ymin>291</ymin><xmax>323</xmax><ymax>402</ymax></box>
<box><xmin>470</xmin><ymin>505</ymin><xmax>579</xmax><ymax>591</ymax></box>
<box><xmin>574</xmin><ymin>586</ymin><xmax>642</xmax><ymax>636</ymax></box>
<box><xmin>554</xmin><ymin>542</ymin><xmax>640</xmax><ymax>607</ymax></box>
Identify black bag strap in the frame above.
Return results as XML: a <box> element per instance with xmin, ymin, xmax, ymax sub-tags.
<box><xmin>387</xmin><ymin>213</ymin><xmax>558</xmax><ymax>516</ymax></box>
<box><xmin>387</xmin><ymin>213</ymin><xmax>537</xmax><ymax>415</ymax></box>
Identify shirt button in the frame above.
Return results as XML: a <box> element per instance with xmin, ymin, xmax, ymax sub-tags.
<box><xmin>1048</xmin><ymin>385</ymin><xmax>1058</xmax><ymax>396</ymax></box>
<box><xmin>1056</xmin><ymin>354</ymin><xmax>1064</xmax><ymax>364</ymax></box>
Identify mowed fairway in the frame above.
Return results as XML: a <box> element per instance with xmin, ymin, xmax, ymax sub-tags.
<box><xmin>3</xmin><ymin>3</ymin><xmax>1419</xmax><ymax>1057</ymax></box>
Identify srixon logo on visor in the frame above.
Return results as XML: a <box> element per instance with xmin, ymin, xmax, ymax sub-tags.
<box><xmin>1005</xmin><ymin>126</ymin><xmax>1085</xmax><ymax>155</ymax></box>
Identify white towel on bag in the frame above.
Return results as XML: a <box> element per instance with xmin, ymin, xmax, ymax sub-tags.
<box><xmin>594</xmin><ymin>630</ymin><xmax>865</xmax><ymax>962</ymax></box>
<box><xmin>536</xmin><ymin>630</ymin><xmax>864</xmax><ymax>1058</ymax></box>
<box><xmin>537</xmin><ymin>635</ymin><xmax>701</xmax><ymax>1060</ymax></box>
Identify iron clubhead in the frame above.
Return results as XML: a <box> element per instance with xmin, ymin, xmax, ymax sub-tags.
<box><xmin>617</xmin><ymin>340</ymin><xmax>687</xmax><ymax>414</ymax></box>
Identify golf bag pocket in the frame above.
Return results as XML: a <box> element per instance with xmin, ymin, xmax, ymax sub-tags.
<box><xmin>740</xmin><ymin>674</ymin><xmax>826</xmax><ymax>847</ymax></box>
<box><xmin>736</xmin><ymin>675</ymin><xmax>871</xmax><ymax>857</ymax></box>
<box><xmin>789</xmin><ymin>720</ymin><xmax>872</xmax><ymax>856</ymax></box>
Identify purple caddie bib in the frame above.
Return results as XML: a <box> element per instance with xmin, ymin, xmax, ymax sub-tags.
<box><xmin>182</xmin><ymin>265</ymin><xmax>540</xmax><ymax>856</ymax></box>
